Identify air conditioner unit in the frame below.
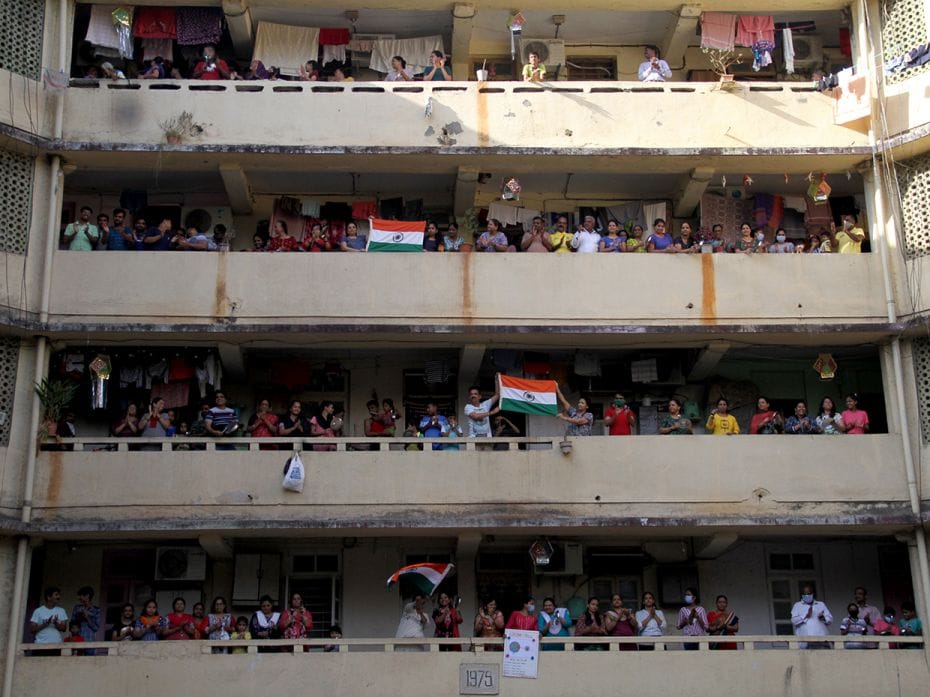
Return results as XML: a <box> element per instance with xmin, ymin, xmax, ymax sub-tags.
<box><xmin>790</xmin><ymin>35</ymin><xmax>823</xmax><ymax>70</ymax></box>
<box><xmin>180</xmin><ymin>206</ymin><xmax>232</xmax><ymax>235</ymax></box>
<box><xmin>519</xmin><ymin>38</ymin><xmax>566</xmax><ymax>70</ymax></box>
<box><xmin>155</xmin><ymin>547</ymin><xmax>208</xmax><ymax>581</ymax></box>
<box><xmin>535</xmin><ymin>542</ymin><xmax>583</xmax><ymax>575</ymax></box>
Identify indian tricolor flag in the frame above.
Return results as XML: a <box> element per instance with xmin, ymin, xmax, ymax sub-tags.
<box><xmin>367</xmin><ymin>218</ymin><xmax>425</xmax><ymax>252</ymax></box>
<box><xmin>499</xmin><ymin>375</ymin><xmax>559</xmax><ymax>416</ymax></box>
<box><xmin>386</xmin><ymin>562</ymin><xmax>456</xmax><ymax>596</ymax></box>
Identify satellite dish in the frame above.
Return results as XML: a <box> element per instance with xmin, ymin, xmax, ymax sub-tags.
<box><xmin>523</xmin><ymin>40</ymin><xmax>550</xmax><ymax>63</ymax></box>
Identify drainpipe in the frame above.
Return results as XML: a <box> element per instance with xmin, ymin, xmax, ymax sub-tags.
<box><xmin>2</xmin><ymin>2</ymin><xmax>68</xmax><ymax>696</ymax></box>
<box><xmin>860</xmin><ymin>0</ymin><xmax>930</xmax><ymax>646</ymax></box>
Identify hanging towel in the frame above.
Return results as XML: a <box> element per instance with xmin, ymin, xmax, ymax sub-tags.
<box><xmin>252</xmin><ymin>21</ymin><xmax>320</xmax><ymax>74</ymax></box>
<box><xmin>351</xmin><ymin>201</ymin><xmax>377</xmax><ymax>220</ymax></box>
<box><xmin>782</xmin><ymin>28</ymin><xmax>795</xmax><ymax>74</ymax></box>
<box><xmin>142</xmin><ymin>38</ymin><xmax>174</xmax><ymax>62</ymax></box>
<box><xmin>736</xmin><ymin>15</ymin><xmax>775</xmax><ymax>48</ymax></box>
<box><xmin>700</xmin><ymin>13</ymin><xmax>737</xmax><ymax>50</ymax></box>
<box><xmin>85</xmin><ymin>5</ymin><xmax>122</xmax><ymax>51</ymax></box>
<box><xmin>319</xmin><ymin>28</ymin><xmax>351</xmax><ymax>46</ymax></box>
<box><xmin>322</xmin><ymin>45</ymin><xmax>347</xmax><ymax>65</ymax></box>
<box><xmin>176</xmin><ymin>7</ymin><xmax>224</xmax><ymax>46</ymax></box>
<box><xmin>347</xmin><ymin>37</ymin><xmax>374</xmax><ymax>53</ymax></box>
<box><xmin>133</xmin><ymin>7</ymin><xmax>177</xmax><ymax>39</ymax></box>
<box><xmin>369</xmin><ymin>36</ymin><xmax>444</xmax><ymax>74</ymax></box>
<box><xmin>839</xmin><ymin>28</ymin><xmax>851</xmax><ymax>57</ymax></box>
<box><xmin>150</xmin><ymin>382</ymin><xmax>190</xmax><ymax>410</ymax></box>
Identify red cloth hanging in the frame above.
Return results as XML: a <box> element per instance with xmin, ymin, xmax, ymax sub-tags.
<box><xmin>319</xmin><ymin>28</ymin><xmax>351</xmax><ymax>46</ymax></box>
<box><xmin>270</xmin><ymin>361</ymin><xmax>311</xmax><ymax>389</ymax></box>
<box><xmin>168</xmin><ymin>357</ymin><xmax>195</xmax><ymax>382</ymax></box>
<box><xmin>133</xmin><ymin>7</ymin><xmax>178</xmax><ymax>39</ymax></box>
<box><xmin>351</xmin><ymin>200</ymin><xmax>377</xmax><ymax>220</ymax></box>
<box><xmin>736</xmin><ymin>15</ymin><xmax>775</xmax><ymax>47</ymax></box>
<box><xmin>839</xmin><ymin>28</ymin><xmax>851</xmax><ymax>57</ymax></box>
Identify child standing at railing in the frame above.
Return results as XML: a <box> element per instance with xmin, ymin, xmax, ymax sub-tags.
<box><xmin>229</xmin><ymin>616</ymin><xmax>252</xmax><ymax>654</ymax></box>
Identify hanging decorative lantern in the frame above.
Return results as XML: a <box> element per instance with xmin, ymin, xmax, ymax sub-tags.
<box><xmin>89</xmin><ymin>354</ymin><xmax>112</xmax><ymax>409</ymax></box>
<box><xmin>501</xmin><ymin>177</ymin><xmax>522</xmax><ymax>201</ymax></box>
<box><xmin>813</xmin><ymin>353</ymin><xmax>837</xmax><ymax>380</ymax></box>
<box><xmin>529</xmin><ymin>538</ymin><xmax>554</xmax><ymax>566</ymax></box>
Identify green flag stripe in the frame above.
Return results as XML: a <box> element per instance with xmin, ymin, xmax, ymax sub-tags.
<box><xmin>500</xmin><ymin>397</ymin><xmax>559</xmax><ymax>416</ymax></box>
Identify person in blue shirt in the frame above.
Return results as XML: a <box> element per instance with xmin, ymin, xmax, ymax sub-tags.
<box><xmin>421</xmin><ymin>51</ymin><xmax>451</xmax><ymax>81</ymax></box>
<box><xmin>418</xmin><ymin>401</ymin><xmax>448</xmax><ymax>450</ymax></box>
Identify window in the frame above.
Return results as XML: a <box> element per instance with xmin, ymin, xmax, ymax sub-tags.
<box><xmin>565</xmin><ymin>57</ymin><xmax>616</xmax><ymax>80</ymax></box>
<box><xmin>288</xmin><ymin>552</ymin><xmax>341</xmax><ymax>637</ymax></box>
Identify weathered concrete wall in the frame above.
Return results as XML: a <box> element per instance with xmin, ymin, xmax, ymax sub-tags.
<box><xmin>44</xmin><ymin>252</ymin><xmax>889</xmax><ymax>328</ymax></box>
<box><xmin>29</xmin><ymin>435</ymin><xmax>910</xmax><ymax>531</ymax></box>
<box><xmin>60</xmin><ymin>81</ymin><xmax>868</xmax><ymax>152</ymax></box>
<box><xmin>11</xmin><ymin>642</ymin><xmax>930</xmax><ymax>697</ymax></box>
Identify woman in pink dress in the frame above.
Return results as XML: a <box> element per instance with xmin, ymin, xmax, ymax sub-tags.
<box><xmin>841</xmin><ymin>393</ymin><xmax>870</xmax><ymax>434</ymax></box>
<box><xmin>604</xmin><ymin>593</ymin><xmax>638</xmax><ymax>651</ymax></box>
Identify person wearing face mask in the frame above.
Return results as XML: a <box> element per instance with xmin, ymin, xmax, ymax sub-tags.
<box><xmin>790</xmin><ymin>584</ymin><xmax>833</xmax><ymax>648</ymax></box>
<box><xmin>676</xmin><ymin>588</ymin><xmax>707</xmax><ymax>650</ymax></box>
<box><xmin>831</xmin><ymin>214</ymin><xmax>867</xmax><ymax>254</ymax></box>
<box><xmin>839</xmin><ymin>603</ymin><xmax>869</xmax><ymax>649</ymax></box>
<box><xmin>505</xmin><ymin>596</ymin><xmax>539</xmax><ymax>631</ymax></box>
<box><xmin>872</xmin><ymin>606</ymin><xmax>900</xmax><ymax>648</ymax></box>
<box><xmin>767</xmin><ymin>227</ymin><xmax>795</xmax><ymax>254</ymax></box>
<box><xmin>604</xmin><ymin>393</ymin><xmax>636</xmax><ymax>436</ymax></box>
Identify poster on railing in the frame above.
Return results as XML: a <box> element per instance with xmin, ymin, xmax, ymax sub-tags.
<box><xmin>502</xmin><ymin>629</ymin><xmax>538</xmax><ymax>679</ymax></box>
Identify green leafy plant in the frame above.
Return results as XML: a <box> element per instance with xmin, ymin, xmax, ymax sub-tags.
<box><xmin>34</xmin><ymin>378</ymin><xmax>78</xmax><ymax>440</ymax></box>
<box><xmin>456</xmin><ymin>207</ymin><xmax>479</xmax><ymax>241</ymax></box>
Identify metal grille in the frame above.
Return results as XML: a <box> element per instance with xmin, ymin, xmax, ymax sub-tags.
<box><xmin>0</xmin><ymin>338</ymin><xmax>19</xmax><ymax>446</ymax></box>
<box><xmin>0</xmin><ymin>150</ymin><xmax>35</xmax><ymax>255</ymax></box>
<box><xmin>896</xmin><ymin>153</ymin><xmax>930</xmax><ymax>259</ymax></box>
<box><xmin>0</xmin><ymin>0</ymin><xmax>45</xmax><ymax>79</ymax></box>
<box><xmin>882</xmin><ymin>0</ymin><xmax>930</xmax><ymax>84</ymax></box>
<box><xmin>912</xmin><ymin>338</ymin><xmax>930</xmax><ymax>443</ymax></box>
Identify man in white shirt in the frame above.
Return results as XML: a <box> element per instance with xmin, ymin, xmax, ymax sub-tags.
<box><xmin>638</xmin><ymin>45</ymin><xmax>673</xmax><ymax>82</ymax></box>
<box><xmin>395</xmin><ymin>594</ymin><xmax>429</xmax><ymax>650</ymax></box>
<box><xmin>30</xmin><ymin>586</ymin><xmax>69</xmax><ymax>653</ymax></box>
<box><xmin>571</xmin><ymin>215</ymin><xmax>601</xmax><ymax>253</ymax></box>
<box><xmin>791</xmin><ymin>584</ymin><xmax>833</xmax><ymax>648</ymax></box>
<box><xmin>464</xmin><ymin>382</ymin><xmax>500</xmax><ymax>438</ymax></box>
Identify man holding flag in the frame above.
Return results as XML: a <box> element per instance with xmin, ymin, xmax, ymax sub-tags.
<box><xmin>497</xmin><ymin>374</ymin><xmax>595</xmax><ymax>436</ymax></box>
<box><xmin>464</xmin><ymin>377</ymin><xmax>500</xmax><ymax>438</ymax></box>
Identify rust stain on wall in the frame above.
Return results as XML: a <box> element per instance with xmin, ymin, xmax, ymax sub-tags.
<box><xmin>46</xmin><ymin>452</ymin><xmax>62</xmax><ymax>506</ymax></box>
<box><xmin>701</xmin><ymin>253</ymin><xmax>717</xmax><ymax>324</ymax></box>
<box><xmin>213</xmin><ymin>253</ymin><xmax>228</xmax><ymax>318</ymax></box>
<box><xmin>462</xmin><ymin>251</ymin><xmax>474</xmax><ymax>323</ymax></box>
<box><xmin>476</xmin><ymin>89</ymin><xmax>489</xmax><ymax>147</ymax></box>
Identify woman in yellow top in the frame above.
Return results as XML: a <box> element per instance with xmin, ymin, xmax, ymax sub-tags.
<box><xmin>705</xmin><ymin>398</ymin><xmax>739</xmax><ymax>435</ymax></box>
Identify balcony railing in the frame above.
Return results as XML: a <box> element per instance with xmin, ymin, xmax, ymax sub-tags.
<box><xmin>39</xmin><ymin>252</ymin><xmax>890</xmax><ymax>331</ymax></box>
<box><xmin>31</xmin><ymin>434</ymin><xmax>912</xmax><ymax>531</ymax></box>
<box><xmin>58</xmin><ymin>79</ymin><xmax>868</xmax><ymax>154</ymax></box>
<box><xmin>12</xmin><ymin>636</ymin><xmax>928</xmax><ymax>697</ymax></box>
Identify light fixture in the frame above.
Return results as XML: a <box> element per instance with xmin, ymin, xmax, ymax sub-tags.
<box><xmin>559</xmin><ymin>438</ymin><xmax>573</xmax><ymax>456</ymax></box>
<box><xmin>345</xmin><ymin>10</ymin><xmax>359</xmax><ymax>23</ymax></box>
<box><xmin>529</xmin><ymin>538</ymin><xmax>554</xmax><ymax>566</ymax></box>
<box><xmin>552</xmin><ymin>15</ymin><xmax>565</xmax><ymax>38</ymax></box>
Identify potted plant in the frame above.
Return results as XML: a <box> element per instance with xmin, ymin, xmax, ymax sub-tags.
<box><xmin>35</xmin><ymin>377</ymin><xmax>78</xmax><ymax>440</ymax></box>
<box><xmin>157</xmin><ymin>111</ymin><xmax>205</xmax><ymax>144</ymax></box>
<box><xmin>701</xmin><ymin>47</ymin><xmax>743</xmax><ymax>87</ymax></box>
<box><xmin>456</xmin><ymin>207</ymin><xmax>479</xmax><ymax>252</ymax></box>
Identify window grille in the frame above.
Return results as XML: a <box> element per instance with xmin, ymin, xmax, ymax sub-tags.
<box><xmin>0</xmin><ymin>0</ymin><xmax>45</xmax><ymax>79</ymax></box>
<box><xmin>882</xmin><ymin>0</ymin><xmax>930</xmax><ymax>84</ymax></box>
<box><xmin>0</xmin><ymin>150</ymin><xmax>35</xmax><ymax>255</ymax></box>
<box><xmin>0</xmin><ymin>338</ymin><xmax>19</xmax><ymax>446</ymax></box>
<box><xmin>896</xmin><ymin>153</ymin><xmax>930</xmax><ymax>259</ymax></box>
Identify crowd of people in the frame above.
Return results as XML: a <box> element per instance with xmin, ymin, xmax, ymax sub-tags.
<box><xmin>30</xmin><ymin>584</ymin><xmax>921</xmax><ymax>652</ymax></box>
<box><xmin>62</xmin><ymin>205</ymin><xmax>868</xmax><ymax>256</ymax></box>
<box><xmin>90</xmin><ymin>385</ymin><xmax>871</xmax><ymax>445</ymax></box>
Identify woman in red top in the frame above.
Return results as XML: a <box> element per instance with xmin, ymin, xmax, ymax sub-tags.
<box><xmin>749</xmin><ymin>396</ymin><xmax>783</xmax><ymax>434</ymax></box>
<box><xmin>303</xmin><ymin>223</ymin><xmax>327</xmax><ymax>252</ymax></box>
<box><xmin>604</xmin><ymin>593</ymin><xmax>638</xmax><ymax>651</ymax></box>
<box><xmin>191</xmin><ymin>602</ymin><xmax>209</xmax><ymax>639</ymax></box>
<box><xmin>268</xmin><ymin>220</ymin><xmax>299</xmax><ymax>252</ymax></box>
<box><xmin>432</xmin><ymin>592</ymin><xmax>463</xmax><ymax>651</ymax></box>
<box><xmin>505</xmin><ymin>596</ymin><xmax>538</xmax><ymax>631</ymax></box>
<box><xmin>247</xmin><ymin>398</ymin><xmax>279</xmax><ymax>450</ymax></box>
<box><xmin>706</xmin><ymin>594</ymin><xmax>739</xmax><ymax>650</ymax></box>
<box><xmin>278</xmin><ymin>592</ymin><xmax>314</xmax><ymax>651</ymax></box>
<box><xmin>163</xmin><ymin>597</ymin><xmax>195</xmax><ymax>640</ymax></box>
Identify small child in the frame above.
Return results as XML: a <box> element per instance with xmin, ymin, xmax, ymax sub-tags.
<box><xmin>839</xmin><ymin>603</ymin><xmax>868</xmax><ymax>649</ymax></box>
<box><xmin>229</xmin><ymin>616</ymin><xmax>251</xmax><ymax>654</ymax></box>
<box><xmin>898</xmin><ymin>600</ymin><xmax>923</xmax><ymax>649</ymax></box>
<box><xmin>64</xmin><ymin>620</ymin><xmax>86</xmax><ymax>655</ymax></box>
<box><xmin>445</xmin><ymin>415</ymin><xmax>464</xmax><ymax>451</ymax></box>
<box><xmin>324</xmin><ymin>624</ymin><xmax>343</xmax><ymax>653</ymax></box>
<box><xmin>404</xmin><ymin>421</ymin><xmax>421</xmax><ymax>451</ymax></box>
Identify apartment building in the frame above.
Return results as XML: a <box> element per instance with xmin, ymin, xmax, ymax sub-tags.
<box><xmin>1</xmin><ymin>0</ymin><xmax>930</xmax><ymax>695</ymax></box>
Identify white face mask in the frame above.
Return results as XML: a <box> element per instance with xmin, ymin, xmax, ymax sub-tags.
<box><xmin>684</xmin><ymin>595</ymin><xmax>694</xmax><ymax>604</ymax></box>
<box><xmin>526</xmin><ymin>604</ymin><xmax>535</xmax><ymax>613</ymax></box>
<box><xmin>776</xmin><ymin>234</ymin><xmax>786</xmax><ymax>242</ymax></box>
<box><xmin>802</xmin><ymin>594</ymin><xmax>814</xmax><ymax>604</ymax></box>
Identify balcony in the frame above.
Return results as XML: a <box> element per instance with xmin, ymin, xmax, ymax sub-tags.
<box><xmin>59</xmin><ymin>80</ymin><xmax>869</xmax><ymax>164</ymax></box>
<box><xmin>39</xmin><ymin>251</ymin><xmax>891</xmax><ymax>339</ymax></box>
<box><xmin>11</xmin><ymin>636</ymin><xmax>929</xmax><ymax>697</ymax></box>
<box><xmin>30</xmin><ymin>434</ymin><xmax>912</xmax><ymax>533</ymax></box>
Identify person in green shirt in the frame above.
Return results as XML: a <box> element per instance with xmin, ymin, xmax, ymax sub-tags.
<box><xmin>62</xmin><ymin>206</ymin><xmax>99</xmax><ymax>251</ymax></box>
<box><xmin>522</xmin><ymin>51</ymin><xmax>547</xmax><ymax>82</ymax></box>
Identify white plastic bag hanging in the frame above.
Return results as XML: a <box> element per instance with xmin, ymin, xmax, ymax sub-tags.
<box><xmin>282</xmin><ymin>451</ymin><xmax>305</xmax><ymax>493</ymax></box>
